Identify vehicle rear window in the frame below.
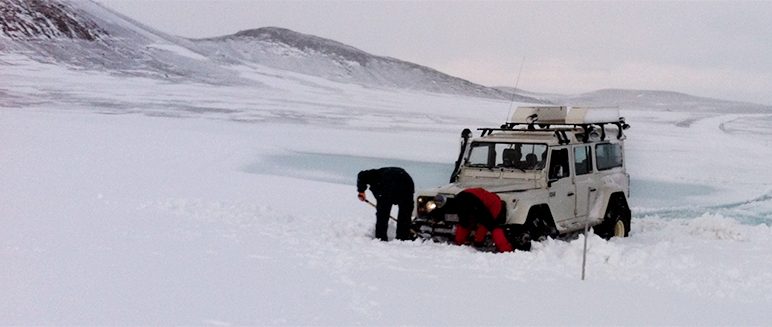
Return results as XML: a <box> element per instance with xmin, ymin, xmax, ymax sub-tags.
<box><xmin>596</xmin><ymin>143</ymin><xmax>623</xmax><ymax>170</ymax></box>
<box><xmin>574</xmin><ymin>145</ymin><xmax>592</xmax><ymax>175</ymax></box>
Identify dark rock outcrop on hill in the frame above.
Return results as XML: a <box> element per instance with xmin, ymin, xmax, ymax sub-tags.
<box><xmin>1</xmin><ymin>0</ymin><xmax>106</xmax><ymax>40</ymax></box>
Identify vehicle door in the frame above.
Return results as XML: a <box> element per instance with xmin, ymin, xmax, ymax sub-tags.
<box><xmin>547</xmin><ymin>147</ymin><xmax>576</xmax><ymax>225</ymax></box>
<box><xmin>573</xmin><ymin>145</ymin><xmax>598</xmax><ymax>220</ymax></box>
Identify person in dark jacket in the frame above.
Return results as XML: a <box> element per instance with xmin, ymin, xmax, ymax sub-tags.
<box><xmin>453</xmin><ymin>188</ymin><xmax>513</xmax><ymax>252</ymax></box>
<box><xmin>357</xmin><ymin>167</ymin><xmax>415</xmax><ymax>241</ymax></box>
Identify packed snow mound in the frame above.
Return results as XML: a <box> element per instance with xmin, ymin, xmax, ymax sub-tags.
<box><xmin>0</xmin><ymin>0</ymin><xmax>107</xmax><ymax>40</ymax></box>
<box><xmin>195</xmin><ymin>27</ymin><xmax>544</xmax><ymax>102</ymax></box>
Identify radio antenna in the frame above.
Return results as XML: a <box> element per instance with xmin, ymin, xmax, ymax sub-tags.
<box><xmin>505</xmin><ymin>57</ymin><xmax>526</xmax><ymax>121</ymax></box>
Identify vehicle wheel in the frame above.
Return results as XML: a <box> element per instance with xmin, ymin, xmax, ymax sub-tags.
<box><xmin>513</xmin><ymin>230</ymin><xmax>532</xmax><ymax>251</ymax></box>
<box><xmin>612</xmin><ymin>219</ymin><xmax>627</xmax><ymax>238</ymax></box>
<box><xmin>527</xmin><ymin>215</ymin><xmax>557</xmax><ymax>242</ymax></box>
<box><xmin>504</xmin><ymin>225</ymin><xmax>532</xmax><ymax>251</ymax></box>
<box><xmin>594</xmin><ymin>197</ymin><xmax>630</xmax><ymax>240</ymax></box>
<box><xmin>528</xmin><ymin>218</ymin><xmax>548</xmax><ymax>242</ymax></box>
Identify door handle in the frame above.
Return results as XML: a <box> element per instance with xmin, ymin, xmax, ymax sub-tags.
<box><xmin>567</xmin><ymin>192</ymin><xmax>575</xmax><ymax>196</ymax></box>
<box><xmin>589</xmin><ymin>188</ymin><xmax>597</xmax><ymax>192</ymax></box>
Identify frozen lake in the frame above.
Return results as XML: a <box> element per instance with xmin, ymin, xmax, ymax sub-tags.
<box><xmin>245</xmin><ymin>152</ymin><xmax>455</xmax><ymax>189</ymax></box>
<box><xmin>244</xmin><ymin>152</ymin><xmax>772</xmax><ymax>225</ymax></box>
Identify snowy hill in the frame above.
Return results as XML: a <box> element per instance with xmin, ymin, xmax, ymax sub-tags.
<box><xmin>0</xmin><ymin>0</ymin><xmax>242</xmax><ymax>84</ymax></box>
<box><xmin>496</xmin><ymin>87</ymin><xmax>772</xmax><ymax>113</ymax></box>
<box><xmin>0</xmin><ymin>0</ymin><xmax>541</xmax><ymax>102</ymax></box>
<box><xmin>193</xmin><ymin>27</ymin><xmax>541</xmax><ymax>101</ymax></box>
<box><xmin>555</xmin><ymin>89</ymin><xmax>772</xmax><ymax>113</ymax></box>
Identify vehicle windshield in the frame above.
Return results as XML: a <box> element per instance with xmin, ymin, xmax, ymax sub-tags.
<box><xmin>466</xmin><ymin>142</ymin><xmax>547</xmax><ymax>170</ymax></box>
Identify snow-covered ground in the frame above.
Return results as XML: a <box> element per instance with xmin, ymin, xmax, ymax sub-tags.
<box><xmin>2</xmin><ymin>53</ymin><xmax>772</xmax><ymax>325</ymax></box>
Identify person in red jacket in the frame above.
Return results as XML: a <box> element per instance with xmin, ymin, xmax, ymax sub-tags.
<box><xmin>453</xmin><ymin>188</ymin><xmax>513</xmax><ymax>252</ymax></box>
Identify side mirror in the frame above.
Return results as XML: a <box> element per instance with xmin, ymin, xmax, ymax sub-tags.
<box><xmin>548</xmin><ymin>177</ymin><xmax>559</xmax><ymax>187</ymax></box>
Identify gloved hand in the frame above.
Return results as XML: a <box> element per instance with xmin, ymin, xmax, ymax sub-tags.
<box><xmin>357</xmin><ymin>192</ymin><xmax>366</xmax><ymax>202</ymax></box>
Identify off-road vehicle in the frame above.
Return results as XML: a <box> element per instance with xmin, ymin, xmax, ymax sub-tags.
<box><xmin>413</xmin><ymin>106</ymin><xmax>631</xmax><ymax>250</ymax></box>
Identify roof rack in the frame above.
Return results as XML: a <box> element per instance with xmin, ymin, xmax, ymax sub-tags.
<box><xmin>477</xmin><ymin>106</ymin><xmax>631</xmax><ymax>142</ymax></box>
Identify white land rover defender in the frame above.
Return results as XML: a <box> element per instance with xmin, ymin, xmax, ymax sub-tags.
<box><xmin>413</xmin><ymin>106</ymin><xmax>631</xmax><ymax>250</ymax></box>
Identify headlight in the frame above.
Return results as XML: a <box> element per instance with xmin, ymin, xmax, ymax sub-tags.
<box><xmin>425</xmin><ymin>200</ymin><xmax>437</xmax><ymax>213</ymax></box>
<box><xmin>417</xmin><ymin>196</ymin><xmax>441</xmax><ymax>215</ymax></box>
<box><xmin>434</xmin><ymin>194</ymin><xmax>447</xmax><ymax>208</ymax></box>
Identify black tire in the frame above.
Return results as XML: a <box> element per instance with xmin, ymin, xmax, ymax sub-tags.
<box><xmin>504</xmin><ymin>225</ymin><xmax>532</xmax><ymax>251</ymax></box>
<box><xmin>594</xmin><ymin>195</ymin><xmax>631</xmax><ymax>240</ymax></box>
<box><xmin>526</xmin><ymin>206</ymin><xmax>558</xmax><ymax>242</ymax></box>
<box><xmin>505</xmin><ymin>207</ymin><xmax>557</xmax><ymax>251</ymax></box>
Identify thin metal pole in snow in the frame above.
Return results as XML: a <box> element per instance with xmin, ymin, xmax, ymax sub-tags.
<box><xmin>582</xmin><ymin>221</ymin><xmax>589</xmax><ymax>280</ymax></box>
<box><xmin>581</xmin><ymin>188</ymin><xmax>591</xmax><ymax>280</ymax></box>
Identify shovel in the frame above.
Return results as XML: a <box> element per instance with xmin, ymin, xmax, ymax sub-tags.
<box><xmin>362</xmin><ymin>197</ymin><xmax>418</xmax><ymax>237</ymax></box>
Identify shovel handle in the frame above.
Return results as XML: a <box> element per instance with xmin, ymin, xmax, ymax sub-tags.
<box><xmin>364</xmin><ymin>199</ymin><xmax>398</xmax><ymax>223</ymax></box>
<box><xmin>362</xmin><ymin>198</ymin><xmax>418</xmax><ymax>237</ymax></box>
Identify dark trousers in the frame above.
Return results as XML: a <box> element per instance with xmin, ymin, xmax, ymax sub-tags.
<box><xmin>375</xmin><ymin>197</ymin><xmax>414</xmax><ymax>241</ymax></box>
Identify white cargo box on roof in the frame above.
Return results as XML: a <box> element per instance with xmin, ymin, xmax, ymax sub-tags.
<box><xmin>509</xmin><ymin>106</ymin><xmax>567</xmax><ymax>124</ymax></box>
<box><xmin>565</xmin><ymin>107</ymin><xmax>620</xmax><ymax>124</ymax></box>
<box><xmin>509</xmin><ymin>106</ymin><xmax>621</xmax><ymax>125</ymax></box>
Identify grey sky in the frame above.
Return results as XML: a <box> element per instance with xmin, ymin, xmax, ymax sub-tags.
<box><xmin>97</xmin><ymin>0</ymin><xmax>772</xmax><ymax>105</ymax></box>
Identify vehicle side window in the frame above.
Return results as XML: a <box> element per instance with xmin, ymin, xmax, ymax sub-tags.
<box><xmin>548</xmin><ymin>148</ymin><xmax>569</xmax><ymax>179</ymax></box>
<box><xmin>574</xmin><ymin>145</ymin><xmax>592</xmax><ymax>175</ymax></box>
<box><xmin>596</xmin><ymin>143</ymin><xmax>623</xmax><ymax>170</ymax></box>
<box><xmin>467</xmin><ymin>143</ymin><xmax>492</xmax><ymax>166</ymax></box>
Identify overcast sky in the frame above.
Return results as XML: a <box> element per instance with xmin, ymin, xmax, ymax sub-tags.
<box><xmin>96</xmin><ymin>0</ymin><xmax>772</xmax><ymax>105</ymax></box>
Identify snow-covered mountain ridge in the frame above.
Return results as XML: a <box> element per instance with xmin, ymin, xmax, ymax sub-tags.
<box><xmin>0</xmin><ymin>0</ymin><xmax>243</xmax><ymax>84</ymax></box>
<box><xmin>3</xmin><ymin>0</ymin><xmax>767</xmax><ymax>109</ymax></box>
<box><xmin>194</xmin><ymin>27</ymin><xmax>538</xmax><ymax>101</ymax></box>
<box><xmin>496</xmin><ymin>87</ymin><xmax>772</xmax><ymax>113</ymax></box>
<box><xmin>0</xmin><ymin>0</ymin><xmax>541</xmax><ymax>102</ymax></box>
<box><xmin>227</xmin><ymin>27</ymin><xmax>375</xmax><ymax>67</ymax></box>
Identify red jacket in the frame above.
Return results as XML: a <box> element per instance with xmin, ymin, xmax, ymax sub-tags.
<box><xmin>462</xmin><ymin>187</ymin><xmax>504</xmax><ymax>221</ymax></box>
<box><xmin>454</xmin><ymin>188</ymin><xmax>513</xmax><ymax>252</ymax></box>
